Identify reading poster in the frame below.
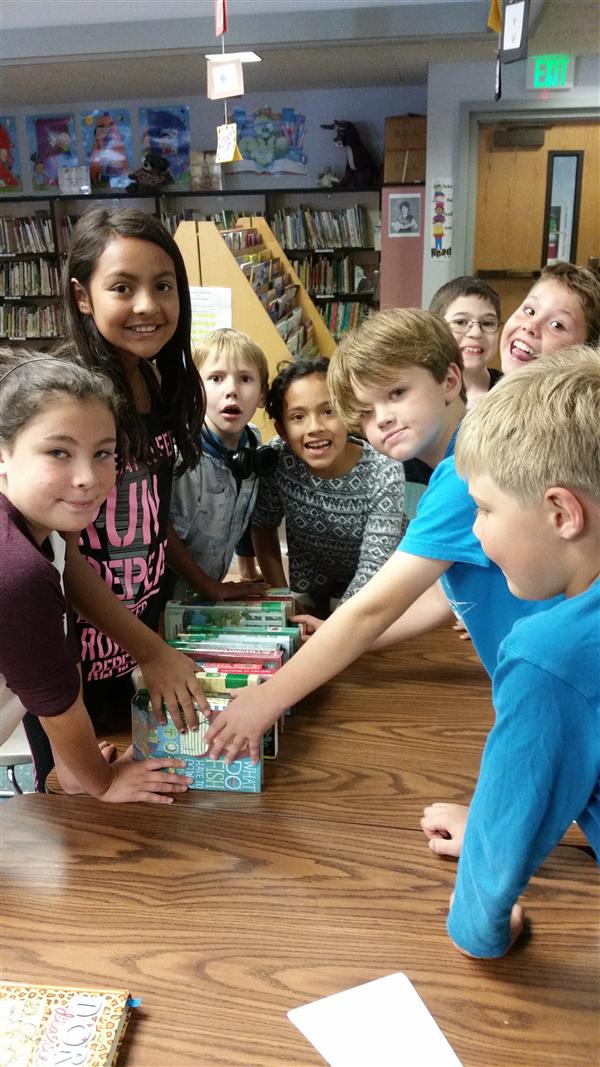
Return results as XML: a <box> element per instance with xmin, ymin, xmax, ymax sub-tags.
<box><xmin>229</xmin><ymin>106</ymin><xmax>307</xmax><ymax>175</ymax></box>
<box><xmin>27</xmin><ymin>113</ymin><xmax>78</xmax><ymax>191</ymax></box>
<box><xmin>138</xmin><ymin>106</ymin><xmax>191</xmax><ymax>189</ymax></box>
<box><xmin>0</xmin><ymin>116</ymin><xmax>22</xmax><ymax>192</ymax></box>
<box><xmin>81</xmin><ymin>109</ymin><xmax>133</xmax><ymax>190</ymax></box>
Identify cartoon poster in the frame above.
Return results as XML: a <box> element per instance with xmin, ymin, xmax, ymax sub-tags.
<box><xmin>138</xmin><ymin>106</ymin><xmax>191</xmax><ymax>189</ymax></box>
<box><xmin>430</xmin><ymin>178</ymin><xmax>454</xmax><ymax>259</ymax></box>
<box><xmin>27</xmin><ymin>113</ymin><xmax>78</xmax><ymax>192</ymax></box>
<box><xmin>228</xmin><ymin>106</ymin><xmax>307</xmax><ymax>175</ymax></box>
<box><xmin>81</xmin><ymin>109</ymin><xmax>133</xmax><ymax>189</ymax></box>
<box><xmin>0</xmin><ymin>116</ymin><xmax>22</xmax><ymax>192</ymax></box>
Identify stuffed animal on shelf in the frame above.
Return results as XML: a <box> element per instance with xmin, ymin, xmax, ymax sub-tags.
<box><xmin>321</xmin><ymin>121</ymin><xmax>380</xmax><ymax>188</ymax></box>
<box><xmin>127</xmin><ymin>152</ymin><xmax>173</xmax><ymax>192</ymax></box>
<box><xmin>317</xmin><ymin>166</ymin><xmax>341</xmax><ymax>188</ymax></box>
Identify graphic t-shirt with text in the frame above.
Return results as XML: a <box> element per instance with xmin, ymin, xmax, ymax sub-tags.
<box><xmin>76</xmin><ymin>404</ymin><xmax>175</xmax><ymax>683</ymax></box>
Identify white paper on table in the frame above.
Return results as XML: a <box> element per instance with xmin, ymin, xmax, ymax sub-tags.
<box><xmin>287</xmin><ymin>972</ymin><xmax>463</xmax><ymax>1067</ymax></box>
<box><xmin>189</xmin><ymin>286</ymin><xmax>232</xmax><ymax>347</ymax></box>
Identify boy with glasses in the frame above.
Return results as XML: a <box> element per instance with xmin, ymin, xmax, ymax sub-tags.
<box><xmin>430</xmin><ymin>276</ymin><xmax>502</xmax><ymax>406</ymax></box>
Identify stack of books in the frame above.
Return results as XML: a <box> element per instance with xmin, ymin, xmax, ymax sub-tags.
<box><xmin>132</xmin><ymin>591</ymin><xmax>303</xmax><ymax>793</ymax></box>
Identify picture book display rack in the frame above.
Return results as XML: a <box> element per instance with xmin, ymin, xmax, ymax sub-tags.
<box><xmin>174</xmin><ymin>216</ymin><xmax>336</xmax><ymax>440</ymax></box>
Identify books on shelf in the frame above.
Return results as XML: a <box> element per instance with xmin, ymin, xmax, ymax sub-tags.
<box><xmin>289</xmin><ymin>254</ymin><xmax>379</xmax><ymax>299</ymax></box>
<box><xmin>321</xmin><ymin>300</ymin><xmax>369</xmax><ymax>340</ymax></box>
<box><xmin>2</xmin><ymin>258</ymin><xmax>60</xmax><ymax>297</ymax></box>
<box><xmin>271</xmin><ymin>204</ymin><xmax>370</xmax><ymax>250</ymax></box>
<box><xmin>60</xmin><ymin>214</ymin><xmax>83</xmax><ymax>249</ymax></box>
<box><xmin>0</xmin><ymin>302</ymin><xmax>60</xmax><ymax>339</ymax></box>
<box><xmin>0</xmin><ymin>213</ymin><xmax>54</xmax><ymax>255</ymax></box>
<box><xmin>0</xmin><ymin>980</ymin><xmax>134</xmax><ymax>1067</ymax></box>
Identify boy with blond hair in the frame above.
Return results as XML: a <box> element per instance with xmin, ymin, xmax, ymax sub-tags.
<box><xmin>422</xmin><ymin>347</ymin><xmax>600</xmax><ymax>956</ymax></box>
<box><xmin>168</xmin><ymin>328</ymin><xmax>275</xmax><ymax>601</ymax></box>
<box><xmin>204</xmin><ymin>266</ymin><xmax>599</xmax><ymax>763</ymax></box>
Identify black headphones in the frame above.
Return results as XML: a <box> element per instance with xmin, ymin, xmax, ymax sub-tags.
<box><xmin>201</xmin><ymin>425</ymin><xmax>279</xmax><ymax>480</ymax></box>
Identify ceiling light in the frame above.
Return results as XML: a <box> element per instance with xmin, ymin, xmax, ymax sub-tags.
<box><xmin>205</xmin><ymin>52</ymin><xmax>262</xmax><ymax>63</ymax></box>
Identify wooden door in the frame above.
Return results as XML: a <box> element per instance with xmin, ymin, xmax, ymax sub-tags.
<box><xmin>474</xmin><ymin>120</ymin><xmax>599</xmax><ymax>332</ymax></box>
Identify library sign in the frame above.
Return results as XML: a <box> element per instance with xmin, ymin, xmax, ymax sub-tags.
<box><xmin>526</xmin><ymin>54</ymin><xmax>575</xmax><ymax>91</ymax></box>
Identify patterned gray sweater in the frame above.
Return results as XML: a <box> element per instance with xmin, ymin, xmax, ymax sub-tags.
<box><xmin>251</xmin><ymin>437</ymin><xmax>406</xmax><ymax>603</ymax></box>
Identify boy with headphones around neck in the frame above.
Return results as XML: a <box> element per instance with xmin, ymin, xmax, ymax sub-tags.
<box><xmin>167</xmin><ymin>329</ymin><xmax>276</xmax><ymax>602</ymax></box>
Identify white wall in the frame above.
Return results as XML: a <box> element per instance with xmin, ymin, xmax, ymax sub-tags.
<box><xmin>423</xmin><ymin>54</ymin><xmax>600</xmax><ymax>305</ymax></box>
<box><xmin>8</xmin><ymin>84</ymin><xmax>426</xmax><ymax>197</ymax></box>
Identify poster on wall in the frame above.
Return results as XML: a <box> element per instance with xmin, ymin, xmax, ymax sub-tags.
<box><xmin>0</xmin><ymin>116</ymin><xmax>22</xmax><ymax>192</ymax></box>
<box><xmin>228</xmin><ymin>106</ymin><xmax>307</xmax><ymax>175</ymax></box>
<box><xmin>138</xmin><ymin>106</ymin><xmax>191</xmax><ymax>189</ymax></box>
<box><xmin>388</xmin><ymin>194</ymin><xmax>421</xmax><ymax>237</ymax></box>
<box><xmin>81</xmin><ymin>109</ymin><xmax>133</xmax><ymax>190</ymax></box>
<box><xmin>27</xmin><ymin>113</ymin><xmax>78</xmax><ymax>192</ymax></box>
<box><xmin>430</xmin><ymin>179</ymin><xmax>454</xmax><ymax>259</ymax></box>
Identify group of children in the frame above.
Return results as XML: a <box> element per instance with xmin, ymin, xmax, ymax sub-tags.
<box><xmin>0</xmin><ymin>204</ymin><xmax>598</xmax><ymax>959</ymax></box>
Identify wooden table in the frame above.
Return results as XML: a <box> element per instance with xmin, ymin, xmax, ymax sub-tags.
<box><xmin>2</xmin><ymin>629</ymin><xmax>598</xmax><ymax>1066</ymax></box>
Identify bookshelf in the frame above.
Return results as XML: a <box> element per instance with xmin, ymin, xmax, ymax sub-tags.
<box><xmin>267</xmin><ymin>188</ymin><xmax>380</xmax><ymax>339</ymax></box>
<box><xmin>174</xmin><ymin>216</ymin><xmax>336</xmax><ymax>440</ymax></box>
<box><xmin>0</xmin><ymin>201</ymin><xmax>60</xmax><ymax>342</ymax></box>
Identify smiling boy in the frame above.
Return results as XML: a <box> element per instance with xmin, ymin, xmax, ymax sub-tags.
<box><xmin>422</xmin><ymin>348</ymin><xmax>600</xmax><ymax>957</ymax></box>
<box><xmin>429</xmin><ymin>276</ymin><xmax>502</xmax><ymax>406</ymax></box>
<box><xmin>167</xmin><ymin>329</ymin><xmax>272</xmax><ymax>601</ymax></box>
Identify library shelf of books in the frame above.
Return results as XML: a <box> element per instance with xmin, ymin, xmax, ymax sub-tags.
<box><xmin>269</xmin><ymin>191</ymin><xmax>381</xmax><ymax>340</ymax></box>
<box><xmin>174</xmin><ymin>216</ymin><xmax>336</xmax><ymax>440</ymax></box>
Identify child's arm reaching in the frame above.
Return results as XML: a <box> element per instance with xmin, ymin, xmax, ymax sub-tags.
<box><xmin>445</xmin><ymin>652</ymin><xmax>599</xmax><ymax>957</ymax></box>
<box><xmin>166</xmin><ymin>526</ymin><xmax>266</xmax><ymax>601</ymax></box>
<box><xmin>205</xmin><ymin>550</ymin><xmax>450</xmax><ymax>762</ymax></box>
<box><xmin>42</xmin><ymin>693</ymin><xmax>192</xmax><ymax>804</ymax></box>
<box><xmin>63</xmin><ymin>535</ymin><xmax>207</xmax><ymax>729</ymax></box>
<box><xmin>251</xmin><ymin>525</ymin><xmax>288</xmax><ymax>589</ymax></box>
<box><xmin>293</xmin><ymin>581</ymin><xmax>454</xmax><ymax>646</ymax></box>
<box><xmin>421</xmin><ymin>803</ymin><xmax>469</xmax><ymax>857</ymax></box>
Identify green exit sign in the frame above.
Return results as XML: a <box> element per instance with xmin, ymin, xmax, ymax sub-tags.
<box><xmin>527</xmin><ymin>54</ymin><xmax>575</xmax><ymax>90</ymax></box>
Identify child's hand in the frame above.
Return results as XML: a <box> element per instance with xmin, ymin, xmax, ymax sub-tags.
<box><xmin>137</xmin><ymin>642</ymin><xmax>208</xmax><ymax>732</ymax></box>
<box><xmin>421</xmin><ymin>802</ymin><xmax>469</xmax><ymax>857</ymax></box>
<box><xmin>99</xmin><ymin>754</ymin><xmax>193</xmax><ymax>804</ymax></box>
<box><xmin>450</xmin><ymin>895</ymin><xmax>525</xmax><ymax>957</ymax></box>
<box><xmin>290</xmin><ymin>613</ymin><xmax>323</xmax><ymax>641</ymax></box>
<box><xmin>204</xmin><ymin>687</ymin><xmax>280</xmax><ymax>764</ymax></box>
<box><xmin>219</xmin><ymin>579</ymin><xmax>268</xmax><ymax>601</ymax></box>
<box><xmin>452</xmin><ymin>619</ymin><xmax>472</xmax><ymax>642</ymax></box>
<box><xmin>56</xmin><ymin>740</ymin><xmax>117</xmax><ymax>795</ymax></box>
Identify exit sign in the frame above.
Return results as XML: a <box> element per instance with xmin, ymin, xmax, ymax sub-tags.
<box><xmin>527</xmin><ymin>54</ymin><xmax>575</xmax><ymax>90</ymax></box>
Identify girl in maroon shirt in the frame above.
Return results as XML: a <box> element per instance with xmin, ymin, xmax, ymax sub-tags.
<box><xmin>0</xmin><ymin>349</ymin><xmax>191</xmax><ymax>802</ymax></box>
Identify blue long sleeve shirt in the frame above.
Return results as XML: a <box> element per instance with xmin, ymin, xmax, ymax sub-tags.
<box><xmin>448</xmin><ymin>579</ymin><xmax>600</xmax><ymax>957</ymax></box>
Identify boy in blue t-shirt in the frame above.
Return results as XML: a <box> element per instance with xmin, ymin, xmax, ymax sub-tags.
<box><xmin>422</xmin><ymin>348</ymin><xmax>600</xmax><ymax>957</ymax></box>
<box><xmin>204</xmin><ymin>269</ymin><xmax>599</xmax><ymax>763</ymax></box>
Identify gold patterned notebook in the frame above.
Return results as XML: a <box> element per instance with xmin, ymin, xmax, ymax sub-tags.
<box><xmin>0</xmin><ymin>981</ymin><xmax>133</xmax><ymax>1067</ymax></box>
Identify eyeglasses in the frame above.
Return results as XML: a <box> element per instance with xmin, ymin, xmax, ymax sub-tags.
<box><xmin>448</xmin><ymin>316</ymin><xmax>500</xmax><ymax>335</ymax></box>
